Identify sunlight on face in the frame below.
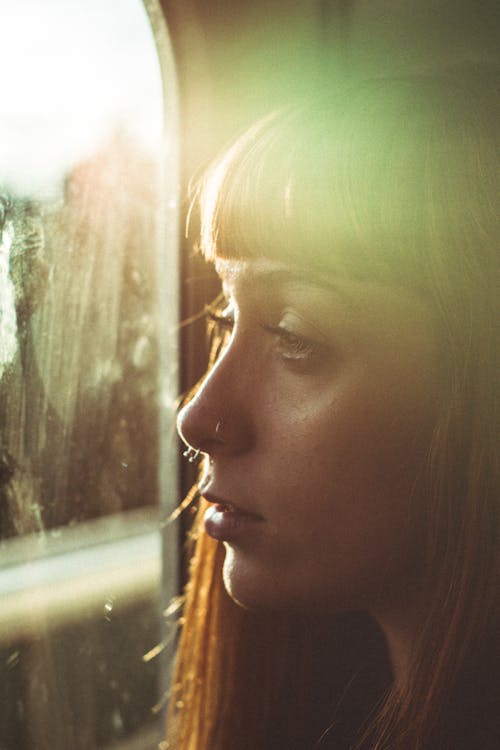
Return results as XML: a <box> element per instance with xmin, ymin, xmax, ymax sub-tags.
<box><xmin>199</xmin><ymin>112</ymin><xmax>279</xmax><ymax>261</ymax></box>
<box><xmin>178</xmin><ymin>258</ymin><xmax>441</xmax><ymax>625</ymax></box>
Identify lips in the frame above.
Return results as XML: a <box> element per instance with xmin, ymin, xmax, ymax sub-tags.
<box><xmin>202</xmin><ymin>493</ymin><xmax>264</xmax><ymax>520</ymax></box>
<box><xmin>202</xmin><ymin>493</ymin><xmax>265</xmax><ymax>542</ymax></box>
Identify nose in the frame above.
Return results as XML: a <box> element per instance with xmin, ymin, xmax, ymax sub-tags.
<box><xmin>176</xmin><ymin>351</ymin><xmax>255</xmax><ymax>458</ymax></box>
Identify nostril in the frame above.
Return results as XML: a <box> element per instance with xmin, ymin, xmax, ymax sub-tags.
<box><xmin>176</xmin><ymin>372</ymin><xmax>254</xmax><ymax>457</ymax></box>
<box><xmin>178</xmin><ymin>419</ymin><xmax>223</xmax><ymax>463</ymax></box>
<box><xmin>176</xmin><ymin>400</ymin><xmax>211</xmax><ymax>462</ymax></box>
<box><xmin>176</xmin><ymin>393</ymin><xmax>225</xmax><ymax>453</ymax></box>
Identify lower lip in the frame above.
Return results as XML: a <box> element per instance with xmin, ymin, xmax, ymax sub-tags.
<box><xmin>204</xmin><ymin>504</ymin><xmax>264</xmax><ymax>542</ymax></box>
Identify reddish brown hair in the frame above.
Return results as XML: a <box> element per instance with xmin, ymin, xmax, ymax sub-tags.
<box><xmin>167</xmin><ymin>67</ymin><xmax>499</xmax><ymax>749</ymax></box>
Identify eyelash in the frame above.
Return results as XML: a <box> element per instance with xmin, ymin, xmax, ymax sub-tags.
<box><xmin>205</xmin><ymin>308</ymin><xmax>324</xmax><ymax>364</ymax></box>
<box><xmin>260</xmin><ymin>324</ymin><xmax>320</xmax><ymax>361</ymax></box>
<box><xmin>205</xmin><ymin>308</ymin><xmax>234</xmax><ymax>334</ymax></box>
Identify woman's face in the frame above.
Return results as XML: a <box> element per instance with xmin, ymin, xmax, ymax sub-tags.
<box><xmin>177</xmin><ymin>257</ymin><xmax>440</xmax><ymax>622</ymax></box>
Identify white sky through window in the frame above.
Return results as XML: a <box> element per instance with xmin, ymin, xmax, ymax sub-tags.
<box><xmin>0</xmin><ymin>0</ymin><xmax>163</xmax><ymax>197</ymax></box>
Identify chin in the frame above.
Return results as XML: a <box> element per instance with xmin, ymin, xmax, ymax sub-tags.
<box><xmin>221</xmin><ymin>546</ymin><xmax>331</xmax><ymax>616</ymax></box>
<box><xmin>222</xmin><ymin>557</ymin><xmax>264</xmax><ymax>612</ymax></box>
<box><xmin>221</xmin><ymin>546</ymin><xmax>390</xmax><ymax>618</ymax></box>
<box><xmin>221</xmin><ymin>546</ymin><xmax>283</xmax><ymax>613</ymax></box>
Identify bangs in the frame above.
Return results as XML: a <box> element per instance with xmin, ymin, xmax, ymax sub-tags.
<box><xmin>197</xmin><ymin>69</ymin><xmax>498</xmax><ymax>295</ymax></box>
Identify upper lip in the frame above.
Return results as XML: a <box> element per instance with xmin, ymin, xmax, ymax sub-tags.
<box><xmin>202</xmin><ymin>492</ymin><xmax>265</xmax><ymax>520</ymax></box>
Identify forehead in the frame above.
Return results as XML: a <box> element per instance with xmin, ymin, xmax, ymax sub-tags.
<box><xmin>214</xmin><ymin>257</ymin><xmax>438</xmax><ymax>335</ymax></box>
<box><xmin>214</xmin><ymin>258</ymin><xmax>348</xmax><ymax>310</ymax></box>
<box><xmin>215</xmin><ymin>257</ymin><xmax>342</xmax><ymax>293</ymax></box>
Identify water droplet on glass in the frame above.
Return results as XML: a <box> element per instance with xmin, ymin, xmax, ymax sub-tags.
<box><xmin>131</xmin><ymin>335</ymin><xmax>152</xmax><ymax>369</ymax></box>
<box><xmin>7</xmin><ymin>650</ymin><xmax>20</xmax><ymax>668</ymax></box>
<box><xmin>111</xmin><ymin>708</ymin><xmax>124</xmax><ymax>732</ymax></box>
<box><xmin>104</xmin><ymin>596</ymin><xmax>115</xmax><ymax>621</ymax></box>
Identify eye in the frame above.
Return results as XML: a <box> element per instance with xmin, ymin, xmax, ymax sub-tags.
<box><xmin>265</xmin><ymin>325</ymin><xmax>314</xmax><ymax>358</ymax></box>
<box><xmin>205</xmin><ymin>304</ymin><xmax>235</xmax><ymax>334</ymax></box>
<box><xmin>258</xmin><ymin>306</ymin><xmax>330</xmax><ymax>368</ymax></box>
<box><xmin>261</xmin><ymin>323</ymin><xmax>327</xmax><ymax>366</ymax></box>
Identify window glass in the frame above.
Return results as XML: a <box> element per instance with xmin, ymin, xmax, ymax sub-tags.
<box><xmin>0</xmin><ymin>2</ymin><xmax>178</xmax><ymax>748</ymax></box>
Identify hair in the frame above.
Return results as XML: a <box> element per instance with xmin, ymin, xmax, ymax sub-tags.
<box><xmin>166</xmin><ymin>66</ymin><xmax>499</xmax><ymax>749</ymax></box>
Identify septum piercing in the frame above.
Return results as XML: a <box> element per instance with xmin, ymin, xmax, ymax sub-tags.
<box><xmin>183</xmin><ymin>446</ymin><xmax>201</xmax><ymax>463</ymax></box>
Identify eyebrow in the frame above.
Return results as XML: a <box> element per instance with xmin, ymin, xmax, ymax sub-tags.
<box><xmin>223</xmin><ymin>263</ymin><xmax>355</xmax><ymax>307</ymax></box>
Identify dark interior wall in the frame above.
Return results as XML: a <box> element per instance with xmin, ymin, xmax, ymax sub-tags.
<box><xmin>163</xmin><ymin>0</ymin><xmax>498</xmax><ymax>179</ymax></box>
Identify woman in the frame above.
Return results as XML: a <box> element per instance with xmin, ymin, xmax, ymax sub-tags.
<box><xmin>168</xmin><ymin>66</ymin><xmax>499</xmax><ymax>749</ymax></box>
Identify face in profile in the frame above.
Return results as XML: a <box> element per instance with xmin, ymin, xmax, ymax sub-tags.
<box><xmin>177</xmin><ymin>255</ymin><xmax>441</xmax><ymax>626</ymax></box>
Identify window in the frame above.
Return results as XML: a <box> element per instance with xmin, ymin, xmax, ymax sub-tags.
<box><xmin>0</xmin><ymin>2</ymin><xmax>178</xmax><ymax>748</ymax></box>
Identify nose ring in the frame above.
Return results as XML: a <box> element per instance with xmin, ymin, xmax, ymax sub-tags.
<box><xmin>183</xmin><ymin>446</ymin><xmax>201</xmax><ymax>463</ymax></box>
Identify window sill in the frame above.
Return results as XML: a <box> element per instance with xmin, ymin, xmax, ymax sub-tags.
<box><xmin>0</xmin><ymin>509</ymin><xmax>161</xmax><ymax>642</ymax></box>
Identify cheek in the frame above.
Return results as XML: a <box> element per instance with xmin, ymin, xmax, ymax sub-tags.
<box><xmin>272</xmin><ymin>368</ymin><xmax>434</xmax><ymax>509</ymax></box>
<box><xmin>306</xmin><ymin>376</ymin><xmax>433</xmax><ymax>546</ymax></box>
<box><xmin>248</xmin><ymin>374</ymin><xmax>435</xmax><ymax>610</ymax></box>
<box><xmin>221</xmin><ymin>319</ymin><xmax>439</xmax><ymax>615</ymax></box>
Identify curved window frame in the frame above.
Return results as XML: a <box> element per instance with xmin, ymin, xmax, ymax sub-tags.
<box><xmin>0</xmin><ymin>2</ymin><xmax>179</xmax><ymax>748</ymax></box>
